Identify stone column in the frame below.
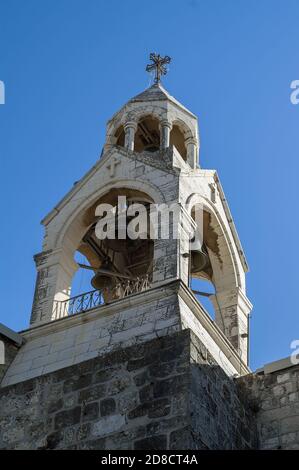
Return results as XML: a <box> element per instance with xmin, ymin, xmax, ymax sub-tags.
<box><xmin>124</xmin><ymin>121</ymin><xmax>137</xmax><ymax>151</ymax></box>
<box><xmin>160</xmin><ymin>120</ymin><xmax>172</xmax><ymax>149</ymax></box>
<box><xmin>186</xmin><ymin>137</ymin><xmax>198</xmax><ymax>168</ymax></box>
<box><xmin>30</xmin><ymin>248</ymin><xmax>78</xmax><ymax>326</ymax></box>
<box><xmin>151</xmin><ymin>204</ymin><xmax>193</xmax><ymax>287</ymax></box>
<box><xmin>151</xmin><ymin>203</ymin><xmax>179</xmax><ymax>285</ymax></box>
<box><xmin>178</xmin><ymin>206</ymin><xmax>196</xmax><ymax>287</ymax></box>
<box><xmin>210</xmin><ymin>288</ymin><xmax>252</xmax><ymax>365</ymax></box>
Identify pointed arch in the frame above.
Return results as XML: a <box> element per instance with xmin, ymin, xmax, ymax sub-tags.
<box><xmin>56</xmin><ymin>179</ymin><xmax>166</xmax><ymax>250</ymax></box>
<box><xmin>185</xmin><ymin>193</ymin><xmax>244</xmax><ymax>292</ymax></box>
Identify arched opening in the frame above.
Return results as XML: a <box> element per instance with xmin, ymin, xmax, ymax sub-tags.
<box><xmin>114</xmin><ymin>125</ymin><xmax>125</xmax><ymax>147</ymax></box>
<box><xmin>170</xmin><ymin>124</ymin><xmax>187</xmax><ymax>160</ymax></box>
<box><xmin>71</xmin><ymin>252</ymin><xmax>94</xmax><ymax>297</ymax></box>
<box><xmin>134</xmin><ymin>116</ymin><xmax>160</xmax><ymax>152</ymax></box>
<box><xmin>189</xmin><ymin>208</ymin><xmax>216</xmax><ymax>319</ymax></box>
<box><xmin>69</xmin><ymin>188</ymin><xmax>154</xmax><ymax>304</ymax></box>
<box><xmin>36</xmin><ymin>179</ymin><xmax>164</xmax><ymax>323</ymax></box>
<box><xmin>190</xmin><ymin>278</ymin><xmax>216</xmax><ymax>319</ymax></box>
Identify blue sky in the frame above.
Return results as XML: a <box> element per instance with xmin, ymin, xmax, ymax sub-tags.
<box><xmin>0</xmin><ymin>0</ymin><xmax>298</xmax><ymax>370</ymax></box>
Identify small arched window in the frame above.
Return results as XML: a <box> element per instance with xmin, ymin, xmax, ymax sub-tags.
<box><xmin>170</xmin><ymin>124</ymin><xmax>187</xmax><ymax>160</ymax></box>
<box><xmin>114</xmin><ymin>125</ymin><xmax>125</xmax><ymax>147</ymax></box>
<box><xmin>134</xmin><ymin>116</ymin><xmax>160</xmax><ymax>153</ymax></box>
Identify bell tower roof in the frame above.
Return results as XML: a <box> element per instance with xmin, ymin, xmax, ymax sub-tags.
<box><xmin>106</xmin><ymin>82</ymin><xmax>199</xmax><ymax>161</ymax></box>
<box><xmin>129</xmin><ymin>83</ymin><xmax>197</xmax><ymax>119</ymax></box>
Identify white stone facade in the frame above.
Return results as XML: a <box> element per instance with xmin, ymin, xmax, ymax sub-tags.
<box><xmin>2</xmin><ymin>81</ymin><xmax>253</xmax><ymax>387</ymax></box>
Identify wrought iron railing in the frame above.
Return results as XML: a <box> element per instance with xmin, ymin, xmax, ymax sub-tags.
<box><xmin>52</xmin><ymin>275</ymin><xmax>151</xmax><ymax>319</ymax></box>
<box><xmin>53</xmin><ymin>289</ymin><xmax>104</xmax><ymax>319</ymax></box>
<box><xmin>115</xmin><ymin>275</ymin><xmax>151</xmax><ymax>297</ymax></box>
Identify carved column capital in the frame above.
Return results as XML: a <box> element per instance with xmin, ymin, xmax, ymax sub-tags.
<box><xmin>124</xmin><ymin>121</ymin><xmax>138</xmax><ymax>131</ymax></box>
<box><xmin>159</xmin><ymin>119</ymin><xmax>172</xmax><ymax>130</ymax></box>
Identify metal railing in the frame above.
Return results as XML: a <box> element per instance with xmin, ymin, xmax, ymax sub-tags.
<box><xmin>52</xmin><ymin>275</ymin><xmax>151</xmax><ymax>319</ymax></box>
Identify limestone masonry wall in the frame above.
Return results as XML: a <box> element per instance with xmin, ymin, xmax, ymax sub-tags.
<box><xmin>2</xmin><ymin>289</ymin><xmax>181</xmax><ymax>387</ymax></box>
<box><xmin>238</xmin><ymin>365</ymin><xmax>299</xmax><ymax>449</ymax></box>
<box><xmin>0</xmin><ymin>330</ymin><xmax>256</xmax><ymax>450</ymax></box>
<box><xmin>189</xmin><ymin>333</ymin><xmax>257</xmax><ymax>449</ymax></box>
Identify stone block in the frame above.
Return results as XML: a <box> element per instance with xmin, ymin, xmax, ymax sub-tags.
<box><xmin>92</xmin><ymin>414</ymin><xmax>126</xmax><ymax>437</ymax></box>
<box><xmin>100</xmin><ymin>398</ymin><xmax>116</xmax><ymax>417</ymax></box>
<box><xmin>108</xmin><ymin>376</ymin><xmax>131</xmax><ymax>395</ymax></box>
<box><xmin>78</xmin><ymin>437</ymin><xmax>106</xmax><ymax>450</ymax></box>
<box><xmin>277</xmin><ymin>372</ymin><xmax>291</xmax><ymax>384</ymax></box>
<box><xmin>281</xmin><ymin>432</ymin><xmax>297</xmax><ymax>445</ymax></box>
<box><xmin>79</xmin><ymin>384</ymin><xmax>107</xmax><ymax>403</ymax></box>
<box><xmin>169</xmin><ymin>426</ymin><xmax>191</xmax><ymax>449</ymax></box>
<box><xmin>48</xmin><ymin>398</ymin><xmax>63</xmax><ymax>414</ymax></box>
<box><xmin>82</xmin><ymin>402</ymin><xmax>99</xmax><ymax>422</ymax></box>
<box><xmin>289</xmin><ymin>392</ymin><xmax>299</xmax><ymax>403</ymax></box>
<box><xmin>63</xmin><ymin>374</ymin><xmax>92</xmax><ymax>393</ymax></box>
<box><xmin>261</xmin><ymin>436</ymin><xmax>280</xmax><ymax>450</ymax></box>
<box><xmin>134</xmin><ymin>435</ymin><xmax>167</xmax><ymax>450</ymax></box>
<box><xmin>280</xmin><ymin>415</ymin><xmax>299</xmax><ymax>435</ymax></box>
<box><xmin>153</xmin><ymin>373</ymin><xmax>189</xmax><ymax>398</ymax></box>
<box><xmin>45</xmin><ymin>431</ymin><xmax>63</xmax><ymax>449</ymax></box>
<box><xmin>77</xmin><ymin>423</ymin><xmax>91</xmax><ymax>441</ymax></box>
<box><xmin>54</xmin><ymin>407</ymin><xmax>81</xmax><ymax>430</ymax></box>
<box><xmin>128</xmin><ymin>398</ymin><xmax>171</xmax><ymax>420</ymax></box>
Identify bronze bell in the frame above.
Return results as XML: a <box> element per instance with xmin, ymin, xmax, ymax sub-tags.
<box><xmin>191</xmin><ymin>250</ymin><xmax>208</xmax><ymax>273</ymax></box>
<box><xmin>91</xmin><ymin>259</ymin><xmax>113</xmax><ymax>290</ymax></box>
<box><xmin>190</xmin><ymin>237</ymin><xmax>208</xmax><ymax>273</ymax></box>
<box><xmin>91</xmin><ymin>271</ymin><xmax>112</xmax><ymax>290</ymax></box>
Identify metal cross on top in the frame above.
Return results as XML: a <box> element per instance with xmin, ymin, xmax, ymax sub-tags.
<box><xmin>146</xmin><ymin>53</ymin><xmax>171</xmax><ymax>84</ymax></box>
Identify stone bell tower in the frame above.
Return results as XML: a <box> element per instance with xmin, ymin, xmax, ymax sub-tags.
<box><xmin>1</xmin><ymin>55</ymin><xmax>257</xmax><ymax>450</ymax></box>
<box><xmin>28</xmin><ymin>56</ymin><xmax>251</xmax><ymax>364</ymax></box>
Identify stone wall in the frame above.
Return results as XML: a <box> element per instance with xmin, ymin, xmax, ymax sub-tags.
<box><xmin>189</xmin><ymin>332</ymin><xmax>257</xmax><ymax>449</ymax></box>
<box><xmin>238</xmin><ymin>364</ymin><xmax>299</xmax><ymax>449</ymax></box>
<box><xmin>0</xmin><ymin>330</ymin><xmax>256</xmax><ymax>450</ymax></box>
<box><xmin>31</xmin><ymin>145</ymin><xmax>181</xmax><ymax>327</ymax></box>
<box><xmin>3</xmin><ymin>282</ymin><xmax>248</xmax><ymax>388</ymax></box>
<box><xmin>2</xmin><ymin>286</ymin><xmax>181</xmax><ymax>387</ymax></box>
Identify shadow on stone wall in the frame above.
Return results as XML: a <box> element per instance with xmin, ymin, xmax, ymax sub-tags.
<box><xmin>237</xmin><ymin>366</ymin><xmax>299</xmax><ymax>450</ymax></box>
<box><xmin>0</xmin><ymin>330</ymin><xmax>258</xmax><ymax>450</ymax></box>
<box><xmin>0</xmin><ymin>335</ymin><xmax>20</xmax><ymax>383</ymax></box>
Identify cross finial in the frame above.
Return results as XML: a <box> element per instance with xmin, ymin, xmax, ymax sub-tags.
<box><xmin>146</xmin><ymin>53</ymin><xmax>171</xmax><ymax>84</ymax></box>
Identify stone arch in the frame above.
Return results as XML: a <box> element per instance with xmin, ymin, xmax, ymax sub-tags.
<box><xmin>171</xmin><ymin>118</ymin><xmax>194</xmax><ymax>141</ymax></box>
<box><xmin>106</xmin><ymin>106</ymin><xmax>199</xmax><ymax>163</ymax></box>
<box><xmin>134</xmin><ymin>114</ymin><xmax>161</xmax><ymax>152</ymax></box>
<box><xmin>185</xmin><ymin>193</ymin><xmax>243</xmax><ymax>292</ymax></box>
<box><xmin>169</xmin><ymin>120</ymin><xmax>190</xmax><ymax>160</ymax></box>
<box><xmin>56</xmin><ymin>179</ymin><xmax>166</xmax><ymax>250</ymax></box>
<box><xmin>114</xmin><ymin>124</ymin><xmax>125</xmax><ymax>147</ymax></box>
<box><xmin>106</xmin><ymin>106</ymin><xmax>166</xmax><ymax>147</ymax></box>
<box><xmin>170</xmin><ymin>118</ymin><xmax>198</xmax><ymax>166</ymax></box>
<box><xmin>121</xmin><ymin>107</ymin><xmax>166</xmax><ymax>127</ymax></box>
<box><xmin>42</xmin><ymin>179</ymin><xmax>166</xmax><ymax>319</ymax></box>
<box><xmin>185</xmin><ymin>193</ymin><xmax>251</xmax><ymax>360</ymax></box>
